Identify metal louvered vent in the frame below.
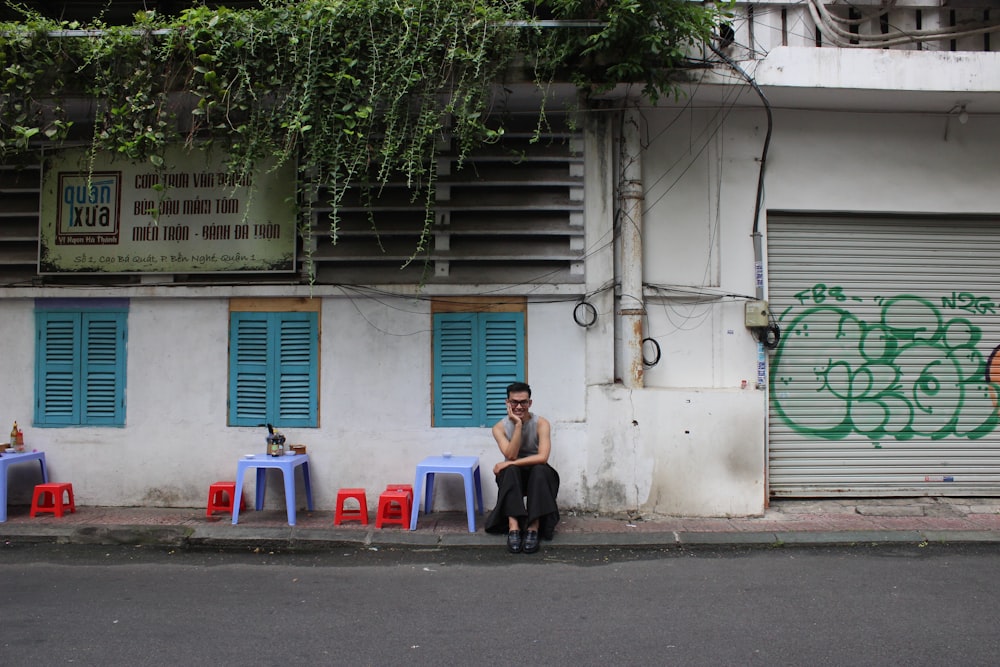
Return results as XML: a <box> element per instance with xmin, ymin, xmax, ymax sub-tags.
<box><xmin>305</xmin><ymin>113</ymin><xmax>585</xmax><ymax>286</ymax></box>
<box><xmin>0</xmin><ymin>165</ymin><xmax>42</xmax><ymax>286</ymax></box>
<box><xmin>0</xmin><ymin>162</ymin><xmax>150</xmax><ymax>288</ymax></box>
<box><xmin>1</xmin><ymin>112</ymin><xmax>585</xmax><ymax>288</ymax></box>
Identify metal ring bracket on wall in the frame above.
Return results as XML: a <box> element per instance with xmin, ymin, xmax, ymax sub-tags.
<box><xmin>574</xmin><ymin>301</ymin><xmax>598</xmax><ymax>328</ymax></box>
<box><xmin>642</xmin><ymin>337</ymin><xmax>661</xmax><ymax>367</ymax></box>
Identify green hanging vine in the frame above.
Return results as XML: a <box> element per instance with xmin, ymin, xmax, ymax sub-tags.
<box><xmin>0</xmin><ymin>0</ymin><xmax>726</xmax><ymax>277</ymax></box>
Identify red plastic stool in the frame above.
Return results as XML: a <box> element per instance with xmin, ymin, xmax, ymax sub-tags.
<box><xmin>206</xmin><ymin>481</ymin><xmax>245</xmax><ymax>517</ymax></box>
<box><xmin>30</xmin><ymin>482</ymin><xmax>76</xmax><ymax>518</ymax></box>
<box><xmin>376</xmin><ymin>489</ymin><xmax>412</xmax><ymax>529</ymax></box>
<box><xmin>385</xmin><ymin>483</ymin><xmax>413</xmax><ymax>499</ymax></box>
<box><xmin>334</xmin><ymin>488</ymin><xmax>369</xmax><ymax>526</ymax></box>
<box><xmin>382</xmin><ymin>484</ymin><xmax>413</xmax><ymax>521</ymax></box>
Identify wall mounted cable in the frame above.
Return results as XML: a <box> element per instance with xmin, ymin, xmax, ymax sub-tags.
<box><xmin>573</xmin><ymin>300</ymin><xmax>598</xmax><ymax>328</ymax></box>
<box><xmin>753</xmin><ymin>323</ymin><xmax>781</xmax><ymax>350</ymax></box>
<box><xmin>642</xmin><ymin>337</ymin><xmax>661</xmax><ymax>367</ymax></box>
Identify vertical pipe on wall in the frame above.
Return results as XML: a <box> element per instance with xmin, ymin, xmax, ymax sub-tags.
<box><xmin>620</xmin><ymin>107</ymin><xmax>645</xmax><ymax>388</ymax></box>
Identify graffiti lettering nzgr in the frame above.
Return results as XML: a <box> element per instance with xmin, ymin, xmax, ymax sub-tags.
<box><xmin>772</xmin><ymin>288</ymin><xmax>1000</xmax><ymax>442</ymax></box>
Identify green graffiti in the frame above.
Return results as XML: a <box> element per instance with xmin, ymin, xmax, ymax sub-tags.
<box><xmin>792</xmin><ymin>283</ymin><xmax>865</xmax><ymax>307</ymax></box>
<box><xmin>941</xmin><ymin>291</ymin><xmax>997</xmax><ymax>316</ymax></box>
<box><xmin>772</xmin><ymin>289</ymin><xmax>1000</xmax><ymax>442</ymax></box>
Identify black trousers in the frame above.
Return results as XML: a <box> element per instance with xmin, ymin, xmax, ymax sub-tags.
<box><xmin>484</xmin><ymin>463</ymin><xmax>560</xmax><ymax>540</ymax></box>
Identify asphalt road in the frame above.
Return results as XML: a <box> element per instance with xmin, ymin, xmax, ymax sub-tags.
<box><xmin>2</xmin><ymin>542</ymin><xmax>999</xmax><ymax>666</ymax></box>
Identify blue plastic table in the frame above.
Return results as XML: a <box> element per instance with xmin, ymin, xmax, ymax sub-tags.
<box><xmin>232</xmin><ymin>453</ymin><xmax>314</xmax><ymax>526</ymax></box>
<box><xmin>409</xmin><ymin>455</ymin><xmax>484</xmax><ymax>532</ymax></box>
<box><xmin>0</xmin><ymin>450</ymin><xmax>49</xmax><ymax>522</ymax></box>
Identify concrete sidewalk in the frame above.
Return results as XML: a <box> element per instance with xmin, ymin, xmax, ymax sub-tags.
<box><xmin>2</xmin><ymin>497</ymin><xmax>1000</xmax><ymax>551</ymax></box>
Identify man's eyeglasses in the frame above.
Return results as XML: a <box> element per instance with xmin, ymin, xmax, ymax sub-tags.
<box><xmin>507</xmin><ymin>399</ymin><xmax>531</xmax><ymax>407</ymax></box>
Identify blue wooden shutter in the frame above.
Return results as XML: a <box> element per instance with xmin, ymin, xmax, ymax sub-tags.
<box><xmin>81</xmin><ymin>312</ymin><xmax>127</xmax><ymax>425</ymax></box>
<box><xmin>35</xmin><ymin>311</ymin><xmax>82</xmax><ymax>425</ymax></box>
<box><xmin>434</xmin><ymin>311</ymin><xmax>524</xmax><ymax>427</ymax></box>
<box><xmin>434</xmin><ymin>313</ymin><xmax>476</xmax><ymax>427</ymax></box>
<box><xmin>229</xmin><ymin>311</ymin><xmax>317</xmax><ymax>428</ymax></box>
<box><xmin>481</xmin><ymin>312</ymin><xmax>524</xmax><ymax>425</ymax></box>
<box><xmin>35</xmin><ymin>310</ymin><xmax>126</xmax><ymax>426</ymax></box>
<box><xmin>230</xmin><ymin>312</ymin><xmax>270</xmax><ymax>426</ymax></box>
<box><xmin>274</xmin><ymin>312</ymin><xmax>317</xmax><ymax>428</ymax></box>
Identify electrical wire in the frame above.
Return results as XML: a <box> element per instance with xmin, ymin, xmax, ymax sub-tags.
<box><xmin>709</xmin><ymin>3</ymin><xmax>998</xmax><ymax>59</ymax></box>
<box><xmin>645</xmin><ymin>283</ymin><xmax>756</xmax><ymax>301</ymax></box>
<box><xmin>753</xmin><ymin>306</ymin><xmax>782</xmax><ymax>350</ymax></box>
<box><xmin>706</xmin><ymin>42</ymin><xmax>771</xmax><ymax>239</ymax></box>
<box><xmin>337</xmin><ymin>1</ymin><xmax>993</xmax><ymax>341</ymax></box>
<box><xmin>641</xmin><ymin>337</ymin><xmax>661</xmax><ymax>367</ymax></box>
<box><xmin>573</xmin><ymin>300</ymin><xmax>598</xmax><ymax>327</ymax></box>
<box><xmin>656</xmin><ymin>301</ymin><xmax>715</xmax><ymax>334</ymax></box>
<box><xmin>807</xmin><ymin>0</ymin><xmax>1000</xmax><ymax>48</ymax></box>
<box><xmin>641</xmin><ymin>77</ymin><xmax>754</xmax><ymax>215</ymax></box>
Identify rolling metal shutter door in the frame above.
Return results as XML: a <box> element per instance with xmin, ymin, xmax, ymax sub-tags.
<box><xmin>767</xmin><ymin>214</ymin><xmax>1000</xmax><ymax>497</ymax></box>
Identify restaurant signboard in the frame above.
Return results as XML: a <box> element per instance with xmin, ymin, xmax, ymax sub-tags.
<box><xmin>39</xmin><ymin>146</ymin><xmax>296</xmax><ymax>274</ymax></box>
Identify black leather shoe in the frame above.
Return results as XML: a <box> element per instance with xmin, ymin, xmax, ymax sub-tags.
<box><xmin>523</xmin><ymin>530</ymin><xmax>540</xmax><ymax>554</ymax></box>
<box><xmin>506</xmin><ymin>530</ymin><xmax>523</xmax><ymax>554</ymax></box>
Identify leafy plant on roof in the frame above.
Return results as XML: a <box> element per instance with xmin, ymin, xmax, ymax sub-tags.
<box><xmin>0</xmin><ymin>0</ymin><xmax>725</xmax><ymax>276</ymax></box>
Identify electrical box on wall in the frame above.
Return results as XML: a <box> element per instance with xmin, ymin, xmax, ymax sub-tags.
<box><xmin>745</xmin><ymin>300</ymin><xmax>770</xmax><ymax>328</ymax></box>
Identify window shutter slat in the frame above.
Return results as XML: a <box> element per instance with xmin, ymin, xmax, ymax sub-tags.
<box><xmin>36</xmin><ymin>313</ymin><xmax>81</xmax><ymax>424</ymax></box>
<box><xmin>434</xmin><ymin>311</ymin><xmax>524</xmax><ymax>427</ymax></box>
<box><xmin>274</xmin><ymin>313</ymin><xmax>317</xmax><ymax>427</ymax></box>
<box><xmin>434</xmin><ymin>314</ymin><xmax>477</xmax><ymax>426</ymax></box>
<box><xmin>230</xmin><ymin>312</ymin><xmax>270</xmax><ymax>426</ymax></box>
<box><xmin>82</xmin><ymin>313</ymin><xmax>126</xmax><ymax>424</ymax></box>
<box><xmin>481</xmin><ymin>313</ymin><xmax>524</xmax><ymax>425</ymax></box>
<box><xmin>35</xmin><ymin>308</ymin><xmax>127</xmax><ymax>426</ymax></box>
<box><xmin>229</xmin><ymin>310</ymin><xmax>318</xmax><ymax>428</ymax></box>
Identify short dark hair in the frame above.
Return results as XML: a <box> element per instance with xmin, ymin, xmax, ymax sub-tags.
<box><xmin>506</xmin><ymin>381</ymin><xmax>531</xmax><ymax>398</ymax></box>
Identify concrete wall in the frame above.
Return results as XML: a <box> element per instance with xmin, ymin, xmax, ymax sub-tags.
<box><xmin>764</xmin><ymin>109</ymin><xmax>1000</xmax><ymax>214</ymax></box>
<box><xmin>601</xmin><ymin>94</ymin><xmax>1000</xmax><ymax>516</ymax></box>
<box><xmin>0</xmin><ymin>295</ymin><xmax>594</xmax><ymax>514</ymax></box>
<box><xmin>3</xmin><ymin>52</ymin><xmax>997</xmax><ymax>518</ymax></box>
<box><xmin>580</xmin><ymin>385</ymin><xmax>766</xmax><ymax>517</ymax></box>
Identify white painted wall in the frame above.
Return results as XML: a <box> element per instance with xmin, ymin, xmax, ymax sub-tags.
<box><xmin>584</xmin><ymin>385</ymin><xmax>766</xmax><ymax>516</ymax></box>
<box><xmin>4</xmin><ymin>49</ymin><xmax>998</xmax><ymax>519</ymax></box>
<box><xmin>764</xmin><ymin>109</ymin><xmax>1000</xmax><ymax>213</ymax></box>
<box><xmin>0</xmin><ymin>295</ymin><xmax>595</xmax><ymax>515</ymax></box>
<box><xmin>757</xmin><ymin>48</ymin><xmax>1000</xmax><ymax>96</ymax></box>
<box><xmin>602</xmin><ymin>85</ymin><xmax>1000</xmax><ymax>516</ymax></box>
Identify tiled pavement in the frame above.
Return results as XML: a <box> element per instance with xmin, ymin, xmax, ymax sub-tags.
<box><xmin>2</xmin><ymin>496</ymin><xmax>1000</xmax><ymax>550</ymax></box>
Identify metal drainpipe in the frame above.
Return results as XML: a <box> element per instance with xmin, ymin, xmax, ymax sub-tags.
<box><xmin>620</xmin><ymin>107</ymin><xmax>645</xmax><ymax>388</ymax></box>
